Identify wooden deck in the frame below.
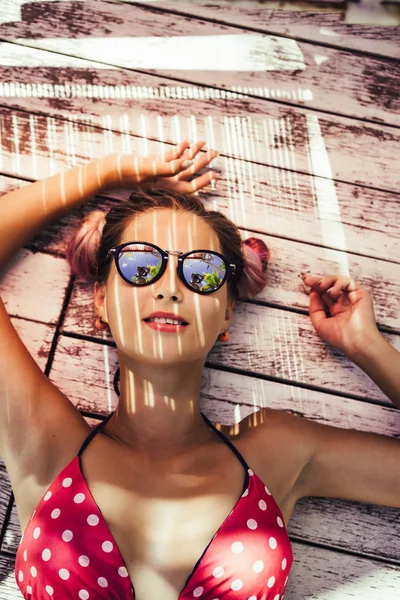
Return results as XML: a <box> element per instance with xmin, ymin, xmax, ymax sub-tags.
<box><xmin>0</xmin><ymin>1</ymin><xmax>399</xmax><ymax>598</ymax></box>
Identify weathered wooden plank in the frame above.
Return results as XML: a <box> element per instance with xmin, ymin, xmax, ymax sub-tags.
<box><xmin>4</xmin><ymin>318</ymin><xmax>55</xmax><ymax>372</ymax></box>
<box><xmin>0</xmin><ymin>552</ymin><xmax>23</xmax><ymax>599</ymax></box>
<box><xmin>0</xmin><ymin>103</ymin><xmax>399</xmax><ymax>209</ymax></box>
<box><xmin>1</xmin><ymin>1</ymin><xmax>399</xmax><ymax>125</ymax></box>
<box><xmin>0</xmin><ymin>249</ymin><xmax>70</xmax><ymax>324</ymax></box>
<box><xmin>283</xmin><ymin>543</ymin><xmax>400</xmax><ymax>599</ymax></box>
<box><xmin>130</xmin><ymin>0</ymin><xmax>400</xmax><ymax>59</ymax></box>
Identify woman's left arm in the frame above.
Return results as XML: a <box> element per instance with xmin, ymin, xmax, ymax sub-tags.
<box><xmin>283</xmin><ymin>273</ymin><xmax>400</xmax><ymax>508</ymax></box>
<box><xmin>349</xmin><ymin>332</ymin><xmax>400</xmax><ymax>410</ymax></box>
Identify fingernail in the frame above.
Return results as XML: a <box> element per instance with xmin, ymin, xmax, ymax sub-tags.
<box><xmin>211</xmin><ymin>177</ymin><xmax>218</xmax><ymax>190</ymax></box>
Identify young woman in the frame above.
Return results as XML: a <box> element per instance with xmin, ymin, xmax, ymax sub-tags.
<box><xmin>0</xmin><ymin>140</ymin><xmax>398</xmax><ymax>600</ymax></box>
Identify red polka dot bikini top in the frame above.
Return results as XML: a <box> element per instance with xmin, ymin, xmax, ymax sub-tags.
<box><xmin>15</xmin><ymin>411</ymin><xmax>294</xmax><ymax>599</ymax></box>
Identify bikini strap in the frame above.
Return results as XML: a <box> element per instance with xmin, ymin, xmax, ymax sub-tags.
<box><xmin>201</xmin><ymin>412</ymin><xmax>250</xmax><ymax>471</ymax></box>
<box><xmin>77</xmin><ymin>410</ymin><xmax>116</xmax><ymax>457</ymax></box>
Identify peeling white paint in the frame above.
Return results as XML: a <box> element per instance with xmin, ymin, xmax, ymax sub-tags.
<box><xmin>319</xmin><ymin>28</ymin><xmax>340</xmax><ymax>37</ymax></box>
<box><xmin>4</xmin><ymin>34</ymin><xmax>306</xmax><ymax>72</ymax></box>
<box><xmin>314</xmin><ymin>55</ymin><xmax>329</xmax><ymax>66</ymax></box>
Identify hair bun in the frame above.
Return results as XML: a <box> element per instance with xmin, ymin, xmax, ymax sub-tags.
<box><xmin>237</xmin><ymin>237</ymin><xmax>270</xmax><ymax>299</ymax></box>
<box><xmin>65</xmin><ymin>210</ymin><xmax>107</xmax><ymax>280</ymax></box>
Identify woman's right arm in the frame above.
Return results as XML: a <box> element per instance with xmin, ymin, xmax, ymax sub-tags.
<box><xmin>0</xmin><ymin>153</ymin><xmax>119</xmax><ymax>272</ymax></box>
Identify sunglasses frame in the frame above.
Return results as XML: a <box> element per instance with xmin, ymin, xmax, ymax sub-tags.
<box><xmin>106</xmin><ymin>241</ymin><xmax>237</xmax><ymax>295</ymax></box>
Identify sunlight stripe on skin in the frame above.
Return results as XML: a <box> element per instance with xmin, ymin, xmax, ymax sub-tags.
<box><xmin>95</xmin><ymin>161</ymin><xmax>102</xmax><ymax>187</ymax></box>
<box><xmin>117</xmin><ymin>154</ymin><xmax>123</xmax><ymax>183</ymax></box>
<box><xmin>60</xmin><ymin>171</ymin><xmax>66</xmax><ymax>207</ymax></box>
<box><xmin>78</xmin><ymin>166</ymin><xmax>84</xmax><ymax>197</ymax></box>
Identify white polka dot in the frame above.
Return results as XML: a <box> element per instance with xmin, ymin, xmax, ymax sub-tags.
<box><xmin>248</xmin><ymin>597</ymin><xmax>257</xmax><ymax>600</ymax></box>
<box><xmin>18</xmin><ymin>570</ymin><xmax>23</xmax><ymax>582</ymax></box>
<box><xmin>231</xmin><ymin>541</ymin><xmax>244</xmax><ymax>554</ymax></box>
<box><xmin>264</xmin><ymin>485</ymin><xmax>272</xmax><ymax>495</ymax></box>
<box><xmin>23</xmin><ymin>549</ymin><xmax>27</xmax><ymax>562</ymax></box>
<box><xmin>51</xmin><ymin>508</ymin><xmax>61</xmax><ymax>519</ymax></box>
<box><xmin>62</xmin><ymin>477</ymin><xmax>72</xmax><ymax>488</ymax></box>
<box><xmin>26</xmin><ymin>586</ymin><xmax>32</xmax><ymax>594</ymax></box>
<box><xmin>267</xmin><ymin>576</ymin><xmax>275</xmax><ymax>588</ymax></box>
<box><xmin>42</xmin><ymin>548</ymin><xmax>51</xmax><ymax>561</ymax></box>
<box><xmin>258</xmin><ymin>499</ymin><xmax>267</xmax><ymax>510</ymax></box>
<box><xmin>62</xmin><ymin>530</ymin><xmax>73</xmax><ymax>542</ymax></box>
<box><xmin>30</xmin><ymin>565</ymin><xmax>37</xmax><ymax>578</ymax></box>
<box><xmin>33</xmin><ymin>527</ymin><xmax>41</xmax><ymax>539</ymax></box>
<box><xmin>87</xmin><ymin>514</ymin><xmax>99</xmax><ymax>526</ymax></box>
<box><xmin>45</xmin><ymin>585</ymin><xmax>54</xmax><ymax>596</ymax></box>
<box><xmin>277</xmin><ymin>516</ymin><xmax>284</xmax><ymax>528</ymax></box>
<box><xmin>282</xmin><ymin>557</ymin><xmax>287</xmax><ymax>570</ymax></box>
<box><xmin>269</xmin><ymin>536</ymin><xmax>277</xmax><ymax>549</ymax></box>
<box><xmin>212</xmin><ymin>566</ymin><xmax>224</xmax><ymax>578</ymax></box>
<box><xmin>247</xmin><ymin>518</ymin><xmax>258</xmax><ymax>530</ymax></box>
<box><xmin>118</xmin><ymin>566</ymin><xmax>129</xmax><ymax>577</ymax></box>
<box><xmin>273</xmin><ymin>595</ymin><xmax>280</xmax><ymax>600</ymax></box>
<box><xmin>79</xmin><ymin>555</ymin><xmax>90</xmax><ymax>567</ymax></box>
<box><xmin>44</xmin><ymin>491</ymin><xmax>52</xmax><ymax>501</ymax></box>
<box><xmin>248</xmin><ymin>469</ymin><xmax>254</xmax><ymax>476</ymax></box>
<box><xmin>102</xmin><ymin>541</ymin><xmax>113</xmax><ymax>553</ymax></box>
<box><xmin>98</xmin><ymin>577</ymin><xmax>108</xmax><ymax>587</ymax></box>
<box><xmin>79</xmin><ymin>591</ymin><xmax>89</xmax><ymax>600</ymax></box>
<box><xmin>59</xmin><ymin>568</ymin><xmax>70</xmax><ymax>580</ymax></box>
<box><xmin>252</xmin><ymin>560</ymin><xmax>264</xmax><ymax>573</ymax></box>
<box><xmin>193</xmin><ymin>587</ymin><xmax>204</xmax><ymax>597</ymax></box>
<box><xmin>242</xmin><ymin>488</ymin><xmax>249</xmax><ymax>497</ymax></box>
<box><xmin>284</xmin><ymin>575</ymin><xmax>288</xmax><ymax>586</ymax></box>
<box><xmin>74</xmin><ymin>493</ymin><xmax>85</xmax><ymax>504</ymax></box>
<box><xmin>231</xmin><ymin>579</ymin><xmax>243</xmax><ymax>591</ymax></box>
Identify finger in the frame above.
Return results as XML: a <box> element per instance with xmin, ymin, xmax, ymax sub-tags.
<box><xmin>316</xmin><ymin>276</ymin><xmax>362</xmax><ymax>302</ymax></box>
<box><xmin>179</xmin><ymin>150</ymin><xmax>219</xmax><ymax>179</ymax></box>
<box><xmin>141</xmin><ymin>156</ymin><xmax>192</xmax><ymax>179</ymax></box>
<box><xmin>190</xmin><ymin>171</ymin><xmax>219</xmax><ymax>192</ymax></box>
<box><xmin>163</xmin><ymin>140</ymin><xmax>191</xmax><ymax>162</ymax></box>
<box><xmin>184</xmin><ymin>141</ymin><xmax>206</xmax><ymax>160</ymax></box>
<box><xmin>157</xmin><ymin>171</ymin><xmax>218</xmax><ymax>194</ymax></box>
<box><xmin>308</xmin><ymin>290</ymin><xmax>330</xmax><ymax>330</ymax></box>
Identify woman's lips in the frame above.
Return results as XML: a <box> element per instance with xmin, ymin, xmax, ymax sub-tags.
<box><xmin>144</xmin><ymin>320</ymin><xmax>189</xmax><ymax>333</ymax></box>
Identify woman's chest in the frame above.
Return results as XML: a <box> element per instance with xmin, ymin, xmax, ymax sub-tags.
<box><xmin>18</xmin><ymin>422</ymin><xmax>296</xmax><ymax>600</ymax></box>
<box><xmin>80</xmin><ymin>429</ymin><xmax>296</xmax><ymax>600</ymax></box>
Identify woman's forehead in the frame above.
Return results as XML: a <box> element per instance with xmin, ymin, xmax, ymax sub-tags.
<box><xmin>122</xmin><ymin>210</ymin><xmax>221</xmax><ymax>250</ymax></box>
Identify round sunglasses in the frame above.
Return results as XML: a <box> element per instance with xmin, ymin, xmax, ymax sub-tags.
<box><xmin>106</xmin><ymin>241</ymin><xmax>237</xmax><ymax>295</ymax></box>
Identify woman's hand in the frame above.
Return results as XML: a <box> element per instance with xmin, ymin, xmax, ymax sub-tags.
<box><xmin>109</xmin><ymin>140</ymin><xmax>219</xmax><ymax>194</ymax></box>
<box><xmin>301</xmin><ymin>273</ymin><xmax>381</xmax><ymax>357</ymax></box>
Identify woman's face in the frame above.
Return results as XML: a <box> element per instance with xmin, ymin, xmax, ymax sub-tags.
<box><xmin>94</xmin><ymin>208</ymin><xmax>235</xmax><ymax>367</ymax></box>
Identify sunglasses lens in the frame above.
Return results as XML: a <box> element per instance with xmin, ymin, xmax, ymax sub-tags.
<box><xmin>118</xmin><ymin>244</ymin><xmax>162</xmax><ymax>285</ymax></box>
<box><xmin>117</xmin><ymin>245</ymin><xmax>226</xmax><ymax>292</ymax></box>
<box><xmin>183</xmin><ymin>251</ymin><xmax>226</xmax><ymax>292</ymax></box>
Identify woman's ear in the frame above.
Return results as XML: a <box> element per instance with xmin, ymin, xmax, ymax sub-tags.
<box><xmin>94</xmin><ymin>281</ymin><xmax>107</xmax><ymax>319</ymax></box>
